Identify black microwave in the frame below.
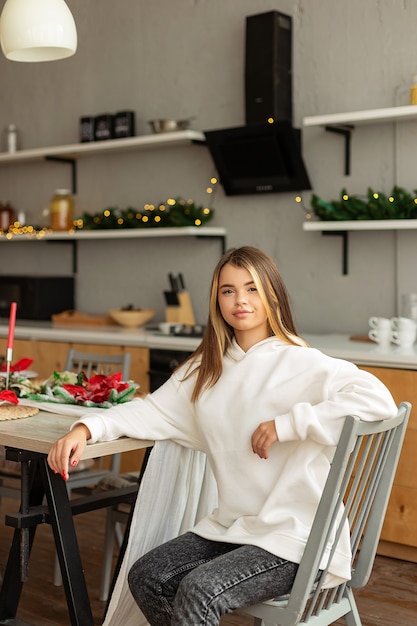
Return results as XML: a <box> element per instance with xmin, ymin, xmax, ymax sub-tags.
<box><xmin>0</xmin><ymin>276</ymin><xmax>75</xmax><ymax>321</ymax></box>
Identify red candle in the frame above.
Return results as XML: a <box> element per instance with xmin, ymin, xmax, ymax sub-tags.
<box><xmin>7</xmin><ymin>301</ymin><xmax>17</xmax><ymax>351</ymax></box>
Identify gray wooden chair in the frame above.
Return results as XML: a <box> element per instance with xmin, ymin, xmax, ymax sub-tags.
<box><xmin>234</xmin><ymin>401</ymin><xmax>411</xmax><ymax>626</ymax></box>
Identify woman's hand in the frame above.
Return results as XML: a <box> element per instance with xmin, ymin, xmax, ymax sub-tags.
<box><xmin>47</xmin><ymin>423</ymin><xmax>91</xmax><ymax>481</ymax></box>
<box><xmin>251</xmin><ymin>420</ymin><xmax>278</xmax><ymax>459</ymax></box>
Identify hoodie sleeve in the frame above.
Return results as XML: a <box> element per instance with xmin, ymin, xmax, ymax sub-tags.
<box><xmin>276</xmin><ymin>354</ymin><xmax>398</xmax><ymax>446</ymax></box>
<box><xmin>72</xmin><ymin>367</ymin><xmax>203</xmax><ymax>450</ymax></box>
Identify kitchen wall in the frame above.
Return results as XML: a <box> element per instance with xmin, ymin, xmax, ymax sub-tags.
<box><xmin>0</xmin><ymin>0</ymin><xmax>416</xmax><ymax>334</ymax></box>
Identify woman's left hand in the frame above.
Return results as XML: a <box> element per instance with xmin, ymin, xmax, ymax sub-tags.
<box><xmin>251</xmin><ymin>420</ymin><xmax>278</xmax><ymax>459</ymax></box>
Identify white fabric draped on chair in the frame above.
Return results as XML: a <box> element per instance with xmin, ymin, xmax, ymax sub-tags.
<box><xmin>103</xmin><ymin>439</ymin><xmax>218</xmax><ymax>626</ymax></box>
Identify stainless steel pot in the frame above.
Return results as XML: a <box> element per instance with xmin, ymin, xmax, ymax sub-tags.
<box><xmin>148</xmin><ymin>118</ymin><xmax>193</xmax><ymax>133</ymax></box>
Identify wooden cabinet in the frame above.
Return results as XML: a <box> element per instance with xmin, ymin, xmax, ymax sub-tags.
<box><xmin>13</xmin><ymin>339</ymin><xmax>68</xmax><ymax>379</ymax></box>
<box><xmin>13</xmin><ymin>338</ymin><xmax>149</xmax><ymax>390</ymax></box>
<box><xmin>360</xmin><ymin>366</ymin><xmax>417</xmax><ymax>562</ymax></box>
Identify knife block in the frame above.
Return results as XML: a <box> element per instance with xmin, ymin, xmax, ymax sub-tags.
<box><xmin>165</xmin><ymin>291</ymin><xmax>195</xmax><ymax>325</ymax></box>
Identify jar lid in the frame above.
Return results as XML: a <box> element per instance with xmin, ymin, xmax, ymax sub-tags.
<box><xmin>54</xmin><ymin>189</ymin><xmax>71</xmax><ymax>195</ymax></box>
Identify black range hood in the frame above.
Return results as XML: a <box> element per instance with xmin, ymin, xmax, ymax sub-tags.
<box><xmin>204</xmin><ymin>121</ymin><xmax>311</xmax><ymax>196</ymax></box>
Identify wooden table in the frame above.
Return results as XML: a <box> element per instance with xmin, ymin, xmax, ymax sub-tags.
<box><xmin>0</xmin><ymin>410</ymin><xmax>153</xmax><ymax>626</ymax></box>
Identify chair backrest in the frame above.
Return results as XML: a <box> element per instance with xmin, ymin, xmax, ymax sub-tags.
<box><xmin>65</xmin><ymin>349</ymin><xmax>131</xmax><ymax>381</ymax></box>
<box><xmin>242</xmin><ymin>402</ymin><xmax>411</xmax><ymax>626</ymax></box>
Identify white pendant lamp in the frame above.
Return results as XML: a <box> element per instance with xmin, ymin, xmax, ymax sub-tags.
<box><xmin>0</xmin><ymin>0</ymin><xmax>77</xmax><ymax>62</ymax></box>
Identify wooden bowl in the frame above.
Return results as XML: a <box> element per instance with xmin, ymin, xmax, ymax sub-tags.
<box><xmin>108</xmin><ymin>308</ymin><xmax>156</xmax><ymax>328</ymax></box>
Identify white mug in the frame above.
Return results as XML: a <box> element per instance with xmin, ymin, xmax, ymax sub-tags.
<box><xmin>391</xmin><ymin>327</ymin><xmax>417</xmax><ymax>348</ymax></box>
<box><xmin>368</xmin><ymin>328</ymin><xmax>392</xmax><ymax>344</ymax></box>
<box><xmin>391</xmin><ymin>317</ymin><xmax>416</xmax><ymax>331</ymax></box>
<box><xmin>368</xmin><ymin>316</ymin><xmax>392</xmax><ymax>330</ymax></box>
<box><xmin>158</xmin><ymin>322</ymin><xmax>177</xmax><ymax>335</ymax></box>
<box><xmin>368</xmin><ymin>316</ymin><xmax>392</xmax><ymax>345</ymax></box>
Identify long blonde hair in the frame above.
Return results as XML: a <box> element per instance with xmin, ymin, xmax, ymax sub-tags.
<box><xmin>183</xmin><ymin>246</ymin><xmax>303</xmax><ymax>401</ymax></box>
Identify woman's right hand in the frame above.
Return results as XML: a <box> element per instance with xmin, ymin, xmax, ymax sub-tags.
<box><xmin>47</xmin><ymin>423</ymin><xmax>91</xmax><ymax>481</ymax></box>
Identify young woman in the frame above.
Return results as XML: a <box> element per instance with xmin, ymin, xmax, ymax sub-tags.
<box><xmin>48</xmin><ymin>246</ymin><xmax>397</xmax><ymax>626</ymax></box>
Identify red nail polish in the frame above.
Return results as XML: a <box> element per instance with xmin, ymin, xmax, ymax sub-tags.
<box><xmin>71</xmin><ymin>459</ymin><xmax>78</xmax><ymax>467</ymax></box>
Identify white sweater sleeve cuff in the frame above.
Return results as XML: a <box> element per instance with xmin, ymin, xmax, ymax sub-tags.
<box><xmin>70</xmin><ymin>415</ymin><xmax>108</xmax><ymax>443</ymax></box>
<box><xmin>274</xmin><ymin>413</ymin><xmax>296</xmax><ymax>442</ymax></box>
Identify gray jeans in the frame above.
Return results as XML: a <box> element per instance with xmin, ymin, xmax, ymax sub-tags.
<box><xmin>128</xmin><ymin>531</ymin><xmax>298</xmax><ymax>626</ymax></box>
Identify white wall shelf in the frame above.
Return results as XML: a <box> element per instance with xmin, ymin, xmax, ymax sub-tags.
<box><xmin>0</xmin><ymin>227</ymin><xmax>226</xmax><ymax>274</ymax></box>
<box><xmin>303</xmin><ymin>104</ymin><xmax>417</xmax><ymax>127</ymax></box>
<box><xmin>303</xmin><ymin>105</ymin><xmax>417</xmax><ymax>176</ymax></box>
<box><xmin>0</xmin><ymin>132</ymin><xmax>218</xmax><ymax>275</ymax></box>
<box><xmin>303</xmin><ymin>219</ymin><xmax>417</xmax><ymax>231</ymax></box>
<box><xmin>303</xmin><ymin>106</ymin><xmax>417</xmax><ymax>272</ymax></box>
<box><xmin>0</xmin><ymin>130</ymin><xmax>206</xmax><ymax>164</ymax></box>
<box><xmin>0</xmin><ymin>130</ymin><xmax>206</xmax><ymax>194</ymax></box>
<box><xmin>0</xmin><ymin>226</ymin><xmax>225</xmax><ymax>241</ymax></box>
<box><xmin>303</xmin><ymin>220</ymin><xmax>417</xmax><ymax>275</ymax></box>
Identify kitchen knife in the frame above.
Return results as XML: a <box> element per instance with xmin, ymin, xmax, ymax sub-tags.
<box><xmin>168</xmin><ymin>273</ymin><xmax>178</xmax><ymax>292</ymax></box>
<box><xmin>178</xmin><ymin>273</ymin><xmax>185</xmax><ymax>290</ymax></box>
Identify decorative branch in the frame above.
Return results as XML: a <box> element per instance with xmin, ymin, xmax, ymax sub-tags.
<box><xmin>308</xmin><ymin>186</ymin><xmax>417</xmax><ymax>221</ymax></box>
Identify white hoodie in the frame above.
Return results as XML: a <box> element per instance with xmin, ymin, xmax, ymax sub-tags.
<box><xmin>78</xmin><ymin>337</ymin><xmax>397</xmax><ymax>584</ymax></box>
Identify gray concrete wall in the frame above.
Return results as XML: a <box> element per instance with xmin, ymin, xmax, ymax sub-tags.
<box><xmin>0</xmin><ymin>0</ymin><xmax>416</xmax><ymax>334</ymax></box>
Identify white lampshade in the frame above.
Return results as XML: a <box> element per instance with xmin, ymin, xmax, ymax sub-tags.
<box><xmin>0</xmin><ymin>0</ymin><xmax>77</xmax><ymax>62</ymax></box>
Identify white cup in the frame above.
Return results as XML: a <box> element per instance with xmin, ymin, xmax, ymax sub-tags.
<box><xmin>391</xmin><ymin>326</ymin><xmax>417</xmax><ymax>348</ymax></box>
<box><xmin>368</xmin><ymin>328</ymin><xmax>392</xmax><ymax>344</ymax></box>
<box><xmin>368</xmin><ymin>316</ymin><xmax>392</xmax><ymax>345</ymax></box>
<box><xmin>158</xmin><ymin>322</ymin><xmax>176</xmax><ymax>335</ymax></box>
<box><xmin>391</xmin><ymin>316</ymin><xmax>416</xmax><ymax>331</ymax></box>
<box><xmin>368</xmin><ymin>316</ymin><xmax>392</xmax><ymax>329</ymax></box>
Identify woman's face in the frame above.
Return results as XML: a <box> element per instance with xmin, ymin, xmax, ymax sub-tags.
<box><xmin>217</xmin><ymin>263</ymin><xmax>269</xmax><ymax>350</ymax></box>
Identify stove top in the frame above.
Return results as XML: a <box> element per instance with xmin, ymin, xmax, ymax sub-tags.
<box><xmin>168</xmin><ymin>324</ymin><xmax>205</xmax><ymax>338</ymax></box>
<box><xmin>151</xmin><ymin>324</ymin><xmax>205</xmax><ymax>338</ymax></box>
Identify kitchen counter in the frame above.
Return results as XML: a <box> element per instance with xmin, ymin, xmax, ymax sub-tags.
<box><xmin>0</xmin><ymin>320</ymin><xmax>200</xmax><ymax>352</ymax></box>
<box><xmin>1</xmin><ymin>321</ymin><xmax>417</xmax><ymax>369</ymax></box>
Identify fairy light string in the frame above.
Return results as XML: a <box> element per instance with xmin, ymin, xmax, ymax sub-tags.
<box><xmin>0</xmin><ymin>174</ymin><xmax>219</xmax><ymax>237</ymax></box>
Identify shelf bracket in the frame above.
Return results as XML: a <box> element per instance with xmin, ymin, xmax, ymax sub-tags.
<box><xmin>44</xmin><ymin>156</ymin><xmax>77</xmax><ymax>195</ymax></box>
<box><xmin>324</xmin><ymin>125</ymin><xmax>354</xmax><ymax>176</ymax></box>
<box><xmin>322</xmin><ymin>230</ymin><xmax>349</xmax><ymax>275</ymax></box>
<box><xmin>47</xmin><ymin>239</ymin><xmax>78</xmax><ymax>274</ymax></box>
<box><xmin>196</xmin><ymin>233</ymin><xmax>226</xmax><ymax>254</ymax></box>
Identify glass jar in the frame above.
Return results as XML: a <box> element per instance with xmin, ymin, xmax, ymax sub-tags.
<box><xmin>0</xmin><ymin>202</ymin><xmax>15</xmax><ymax>231</ymax></box>
<box><xmin>410</xmin><ymin>74</ymin><xmax>417</xmax><ymax>105</ymax></box>
<box><xmin>49</xmin><ymin>189</ymin><xmax>74</xmax><ymax>231</ymax></box>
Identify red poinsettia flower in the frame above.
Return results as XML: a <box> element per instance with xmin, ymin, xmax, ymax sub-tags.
<box><xmin>0</xmin><ymin>358</ymin><xmax>34</xmax><ymax>372</ymax></box>
<box><xmin>62</xmin><ymin>372</ymin><xmax>131</xmax><ymax>404</ymax></box>
<box><xmin>61</xmin><ymin>384</ymin><xmax>87</xmax><ymax>402</ymax></box>
<box><xmin>0</xmin><ymin>390</ymin><xmax>19</xmax><ymax>404</ymax></box>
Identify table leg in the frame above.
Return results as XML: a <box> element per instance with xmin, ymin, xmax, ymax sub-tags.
<box><xmin>0</xmin><ymin>456</ymin><xmax>44</xmax><ymax>624</ymax></box>
<box><xmin>0</xmin><ymin>452</ymin><xmax>94</xmax><ymax>626</ymax></box>
<box><xmin>39</xmin><ymin>458</ymin><xmax>94</xmax><ymax>626</ymax></box>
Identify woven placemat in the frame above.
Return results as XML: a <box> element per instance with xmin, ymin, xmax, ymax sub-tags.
<box><xmin>0</xmin><ymin>404</ymin><xmax>39</xmax><ymax>421</ymax></box>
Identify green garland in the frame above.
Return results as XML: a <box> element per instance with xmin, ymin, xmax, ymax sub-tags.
<box><xmin>74</xmin><ymin>196</ymin><xmax>214</xmax><ymax>230</ymax></box>
<box><xmin>310</xmin><ymin>186</ymin><xmax>417</xmax><ymax>221</ymax></box>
